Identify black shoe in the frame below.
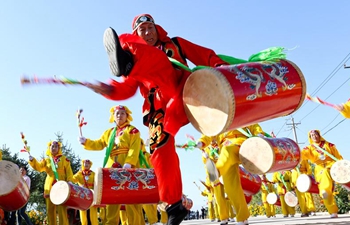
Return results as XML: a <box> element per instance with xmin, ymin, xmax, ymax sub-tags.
<box><xmin>166</xmin><ymin>200</ymin><xmax>189</xmax><ymax>225</ymax></box>
<box><xmin>103</xmin><ymin>27</ymin><xmax>133</xmax><ymax>77</ymax></box>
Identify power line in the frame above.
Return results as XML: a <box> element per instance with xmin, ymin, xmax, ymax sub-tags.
<box><xmin>322</xmin><ymin>118</ymin><xmax>347</xmax><ymax>136</ymax></box>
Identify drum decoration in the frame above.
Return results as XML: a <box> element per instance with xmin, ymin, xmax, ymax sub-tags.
<box><xmin>94</xmin><ymin>168</ymin><xmax>160</xmax><ymax>205</ymax></box>
<box><xmin>239</xmin><ymin>166</ymin><xmax>262</xmax><ymax>196</ymax></box>
<box><xmin>0</xmin><ymin>160</ymin><xmax>30</xmax><ymax>211</ymax></box>
<box><xmin>330</xmin><ymin>159</ymin><xmax>350</xmax><ymax>184</ymax></box>
<box><xmin>50</xmin><ymin>181</ymin><xmax>93</xmax><ymax>211</ymax></box>
<box><xmin>183</xmin><ymin>60</ymin><xmax>306</xmax><ymax>136</ymax></box>
<box><xmin>284</xmin><ymin>191</ymin><xmax>298</xmax><ymax>207</ymax></box>
<box><xmin>239</xmin><ymin>137</ymin><xmax>300</xmax><ymax>175</ymax></box>
<box><xmin>296</xmin><ymin>174</ymin><xmax>319</xmax><ymax>194</ymax></box>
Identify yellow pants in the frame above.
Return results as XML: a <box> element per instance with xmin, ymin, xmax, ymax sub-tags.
<box><xmin>305</xmin><ymin>192</ymin><xmax>316</xmax><ymax>212</ymax></box>
<box><xmin>208</xmin><ymin>201</ymin><xmax>215</xmax><ymax>220</ymax></box>
<box><xmin>315</xmin><ymin>166</ymin><xmax>338</xmax><ymax>214</ymax></box>
<box><xmin>80</xmin><ymin>207</ymin><xmax>98</xmax><ymax>225</ymax></box>
<box><xmin>295</xmin><ymin>189</ymin><xmax>308</xmax><ymax>214</ymax></box>
<box><xmin>261</xmin><ymin>191</ymin><xmax>273</xmax><ymax>217</ymax></box>
<box><xmin>212</xmin><ymin>183</ymin><xmax>229</xmax><ymax>220</ymax></box>
<box><xmin>120</xmin><ymin>209</ymin><xmax>128</xmax><ymax>225</ymax></box>
<box><xmin>222</xmin><ymin>164</ymin><xmax>250</xmax><ymax>222</ymax></box>
<box><xmin>45</xmin><ymin>198</ymin><xmax>68</xmax><ymax>225</ymax></box>
<box><xmin>160</xmin><ymin>210</ymin><xmax>168</xmax><ymax>224</ymax></box>
<box><xmin>143</xmin><ymin>204</ymin><xmax>158</xmax><ymax>224</ymax></box>
<box><xmin>226</xmin><ymin>199</ymin><xmax>236</xmax><ymax>219</ymax></box>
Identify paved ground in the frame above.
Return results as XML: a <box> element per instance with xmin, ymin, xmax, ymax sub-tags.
<box><xmin>181</xmin><ymin>213</ymin><xmax>350</xmax><ymax>225</ymax></box>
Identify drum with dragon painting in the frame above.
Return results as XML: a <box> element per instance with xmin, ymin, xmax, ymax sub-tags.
<box><xmin>239</xmin><ymin>137</ymin><xmax>301</xmax><ymax>175</ymax></box>
<box><xmin>296</xmin><ymin>174</ymin><xmax>319</xmax><ymax>194</ymax></box>
<box><xmin>183</xmin><ymin>59</ymin><xmax>306</xmax><ymax>136</ymax></box>
<box><xmin>94</xmin><ymin>168</ymin><xmax>160</xmax><ymax>205</ymax></box>
<box><xmin>239</xmin><ymin>166</ymin><xmax>262</xmax><ymax>196</ymax></box>
<box><xmin>50</xmin><ymin>181</ymin><xmax>93</xmax><ymax>211</ymax></box>
<box><xmin>0</xmin><ymin>160</ymin><xmax>30</xmax><ymax>211</ymax></box>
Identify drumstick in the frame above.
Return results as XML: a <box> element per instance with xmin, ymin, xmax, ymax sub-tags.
<box><xmin>20</xmin><ymin>75</ymin><xmax>92</xmax><ymax>86</ymax></box>
<box><xmin>193</xmin><ymin>181</ymin><xmax>201</xmax><ymax>191</ymax></box>
<box><xmin>76</xmin><ymin>109</ymin><xmax>87</xmax><ymax>137</ymax></box>
<box><xmin>20</xmin><ymin>132</ymin><xmax>31</xmax><ymax>156</ymax></box>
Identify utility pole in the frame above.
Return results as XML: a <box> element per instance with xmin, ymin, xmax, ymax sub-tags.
<box><xmin>344</xmin><ymin>64</ymin><xmax>350</xmax><ymax>69</ymax></box>
<box><xmin>286</xmin><ymin>116</ymin><xmax>301</xmax><ymax>144</ymax></box>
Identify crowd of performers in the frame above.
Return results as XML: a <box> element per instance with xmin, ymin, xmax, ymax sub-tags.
<box><xmin>1</xmin><ymin>12</ymin><xmax>350</xmax><ymax>225</ymax></box>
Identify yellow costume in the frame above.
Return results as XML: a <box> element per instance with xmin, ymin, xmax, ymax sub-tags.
<box><xmin>272</xmin><ymin>171</ymin><xmax>295</xmax><ymax>217</ymax></box>
<box><xmin>0</xmin><ymin>149</ymin><xmax>2</xmax><ymax>160</ymax></box>
<box><xmin>339</xmin><ymin>99</ymin><xmax>350</xmax><ymax>118</ymax></box>
<box><xmin>261</xmin><ymin>176</ymin><xmax>275</xmax><ymax>218</ymax></box>
<box><xmin>197</xmin><ymin>135</ymin><xmax>229</xmax><ymax>223</ymax></box>
<box><xmin>72</xmin><ymin>160</ymin><xmax>98</xmax><ymax>225</ymax></box>
<box><xmin>201</xmin><ymin>185</ymin><xmax>216</xmax><ymax>221</ymax></box>
<box><xmin>29</xmin><ymin>141</ymin><xmax>73</xmax><ymax>225</ymax></box>
<box><xmin>298</xmin><ymin>159</ymin><xmax>316</xmax><ymax>214</ymax></box>
<box><xmin>302</xmin><ymin>130</ymin><xmax>343</xmax><ymax>215</ymax></box>
<box><xmin>81</xmin><ymin>105</ymin><xmax>144</xmax><ymax>225</ymax></box>
<box><xmin>291</xmin><ymin>167</ymin><xmax>308</xmax><ymax>216</ymax></box>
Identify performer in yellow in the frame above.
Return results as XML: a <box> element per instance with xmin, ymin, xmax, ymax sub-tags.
<box><xmin>298</xmin><ymin>159</ymin><xmax>317</xmax><ymax>216</ymax></box>
<box><xmin>72</xmin><ymin>159</ymin><xmax>98</xmax><ymax>225</ymax></box>
<box><xmin>197</xmin><ymin>124</ymin><xmax>266</xmax><ymax>225</ymax></box>
<box><xmin>78</xmin><ymin>105</ymin><xmax>144</xmax><ymax>225</ymax></box>
<box><xmin>302</xmin><ymin>129</ymin><xmax>343</xmax><ymax>218</ymax></box>
<box><xmin>225</xmin><ymin>195</ymin><xmax>236</xmax><ymax>222</ymax></box>
<box><xmin>200</xmin><ymin>180</ymin><xmax>216</xmax><ymax>222</ymax></box>
<box><xmin>28</xmin><ymin>141</ymin><xmax>73</xmax><ymax>225</ymax></box>
<box><xmin>0</xmin><ymin>149</ymin><xmax>2</xmax><ymax>160</ymax></box>
<box><xmin>260</xmin><ymin>174</ymin><xmax>275</xmax><ymax>218</ymax></box>
<box><xmin>334</xmin><ymin>99</ymin><xmax>350</xmax><ymax>118</ymax></box>
<box><xmin>291</xmin><ymin>164</ymin><xmax>309</xmax><ymax>217</ymax></box>
<box><xmin>272</xmin><ymin>170</ymin><xmax>295</xmax><ymax>218</ymax></box>
<box><xmin>197</xmin><ymin>135</ymin><xmax>229</xmax><ymax>225</ymax></box>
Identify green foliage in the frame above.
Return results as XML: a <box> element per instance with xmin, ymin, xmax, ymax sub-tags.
<box><xmin>334</xmin><ymin>184</ymin><xmax>350</xmax><ymax>214</ymax></box>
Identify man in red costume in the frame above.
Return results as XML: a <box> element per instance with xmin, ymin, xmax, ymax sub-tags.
<box><xmin>88</xmin><ymin>14</ymin><xmax>227</xmax><ymax>225</ymax></box>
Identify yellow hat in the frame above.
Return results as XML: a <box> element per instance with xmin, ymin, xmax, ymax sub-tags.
<box><xmin>45</xmin><ymin>141</ymin><xmax>62</xmax><ymax>157</ymax></box>
<box><xmin>109</xmin><ymin>105</ymin><xmax>133</xmax><ymax>123</ymax></box>
<box><xmin>307</xmin><ymin>129</ymin><xmax>326</xmax><ymax>144</ymax></box>
<box><xmin>82</xmin><ymin>159</ymin><xmax>92</xmax><ymax>170</ymax></box>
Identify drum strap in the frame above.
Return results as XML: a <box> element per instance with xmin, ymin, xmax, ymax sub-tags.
<box><xmin>312</xmin><ymin>144</ymin><xmax>338</xmax><ymax>162</ymax></box>
<box><xmin>103</xmin><ymin>127</ymin><xmax>117</xmax><ymax>168</ymax></box>
<box><xmin>139</xmin><ymin>150</ymin><xmax>150</xmax><ymax>169</ymax></box>
<box><xmin>49</xmin><ymin>156</ymin><xmax>59</xmax><ymax>181</ymax></box>
<box><xmin>237</xmin><ymin>128</ymin><xmax>252</xmax><ymax>137</ymax></box>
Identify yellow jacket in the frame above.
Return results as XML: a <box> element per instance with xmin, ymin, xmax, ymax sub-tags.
<box><xmin>83</xmin><ymin>124</ymin><xmax>141</xmax><ymax>168</ymax></box>
<box><xmin>272</xmin><ymin>171</ymin><xmax>292</xmax><ymax>195</ymax></box>
<box><xmin>73</xmin><ymin>170</ymin><xmax>95</xmax><ymax>189</ymax></box>
<box><xmin>29</xmin><ymin>155</ymin><xmax>73</xmax><ymax>197</ymax></box>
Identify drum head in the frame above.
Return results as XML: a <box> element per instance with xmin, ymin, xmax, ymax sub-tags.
<box><xmin>330</xmin><ymin>159</ymin><xmax>350</xmax><ymax>184</ymax></box>
<box><xmin>50</xmin><ymin>181</ymin><xmax>70</xmax><ymax>205</ymax></box>
<box><xmin>183</xmin><ymin>68</ymin><xmax>235</xmax><ymax>136</ymax></box>
<box><xmin>93</xmin><ymin>167</ymin><xmax>103</xmax><ymax>205</ymax></box>
<box><xmin>239</xmin><ymin>137</ymin><xmax>275</xmax><ymax>174</ymax></box>
<box><xmin>266</xmin><ymin>193</ymin><xmax>278</xmax><ymax>204</ymax></box>
<box><xmin>296</xmin><ymin>174</ymin><xmax>311</xmax><ymax>193</ymax></box>
<box><xmin>206</xmin><ymin>159</ymin><xmax>219</xmax><ymax>182</ymax></box>
<box><xmin>285</xmin><ymin>191</ymin><xmax>298</xmax><ymax>207</ymax></box>
<box><xmin>0</xmin><ymin>160</ymin><xmax>21</xmax><ymax>195</ymax></box>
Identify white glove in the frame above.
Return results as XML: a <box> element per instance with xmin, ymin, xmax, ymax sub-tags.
<box><xmin>29</xmin><ymin>155</ymin><xmax>34</xmax><ymax>161</ymax></box>
<box><xmin>123</xmin><ymin>163</ymin><xmax>132</xmax><ymax>169</ymax></box>
<box><xmin>78</xmin><ymin>136</ymin><xmax>86</xmax><ymax>145</ymax></box>
<box><xmin>196</xmin><ymin>142</ymin><xmax>203</xmax><ymax>149</ymax></box>
<box><xmin>257</xmin><ymin>133</ymin><xmax>265</xmax><ymax>138</ymax></box>
<box><xmin>202</xmin><ymin>152</ymin><xmax>209</xmax><ymax>159</ymax></box>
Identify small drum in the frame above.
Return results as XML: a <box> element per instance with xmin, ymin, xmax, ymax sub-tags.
<box><xmin>239</xmin><ymin>137</ymin><xmax>301</xmax><ymax>175</ymax></box>
<box><xmin>183</xmin><ymin>60</ymin><xmax>306</xmax><ymax>136</ymax></box>
<box><xmin>94</xmin><ymin>168</ymin><xmax>159</xmax><ymax>205</ymax></box>
<box><xmin>239</xmin><ymin>166</ymin><xmax>262</xmax><ymax>196</ymax></box>
<box><xmin>330</xmin><ymin>159</ymin><xmax>350</xmax><ymax>184</ymax></box>
<box><xmin>50</xmin><ymin>181</ymin><xmax>93</xmax><ymax>211</ymax></box>
<box><xmin>296</xmin><ymin>174</ymin><xmax>319</xmax><ymax>194</ymax></box>
<box><xmin>266</xmin><ymin>193</ymin><xmax>278</xmax><ymax>205</ymax></box>
<box><xmin>0</xmin><ymin>160</ymin><xmax>30</xmax><ymax>211</ymax></box>
<box><xmin>284</xmin><ymin>191</ymin><xmax>298</xmax><ymax>207</ymax></box>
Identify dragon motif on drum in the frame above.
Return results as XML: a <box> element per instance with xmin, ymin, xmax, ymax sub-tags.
<box><xmin>109</xmin><ymin>168</ymin><xmax>157</xmax><ymax>191</ymax></box>
<box><xmin>231</xmin><ymin>62</ymin><xmax>296</xmax><ymax>101</ymax></box>
<box><xmin>72</xmin><ymin>185</ymin><xmax>92</xmax><ymax>200</ymax></box>
<box><xmin>274</xmin><ymin>139</ymin><xmax>299</xmax><ymax>164</ymax></box>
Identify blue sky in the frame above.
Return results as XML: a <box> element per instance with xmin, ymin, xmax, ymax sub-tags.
<box><xmin>1</xmin><ymin>1</ymin><xmax>350</xmax><ymax>211</ymax></box>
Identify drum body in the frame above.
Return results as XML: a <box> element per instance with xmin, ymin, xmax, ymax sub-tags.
<box><xmin>239</xmin><ymin>137</ymin><xmax>300</xmax><ymax>174</ymax></box>
<box><xmin>50</xmin><ymin>181</ymin><xmax>93</xmax><ymax>211</ymax></box>
<box><xmin>0</xmin><ymin>160</ymin><xmax>29</xmax><ymax>211</ymax></box>
<box><xmin>284</xmin><ymin>191</ymin><xmax>298</xmax><ymax>207</ymax></box>
<box><xmin>239</xmin><ymin>166</ymin><xmax>262</xmax><ymax>196</ymax></box>
<box><xmin>330</xmin><ymin>159</ymin><xmax>350</xmax><ymax>184</ymax></box>
<box><xmin>183</xmin><ymin>60</ymin><xmax>306</xmax><ymax>136</ymax></box>
<box><xmin>296</xmin><ymin>174</ymin><xmax>319</xmax><ymax>194</ymax></box>
<box><xmin>245</xmin><ymin>194</ymin><xmax>252</xmax><ymax>204</ymax></box>
<box><xmin>94</xmin><ymin>168</ymin><xmax>160</xmax><ymax>205</ymax></box>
